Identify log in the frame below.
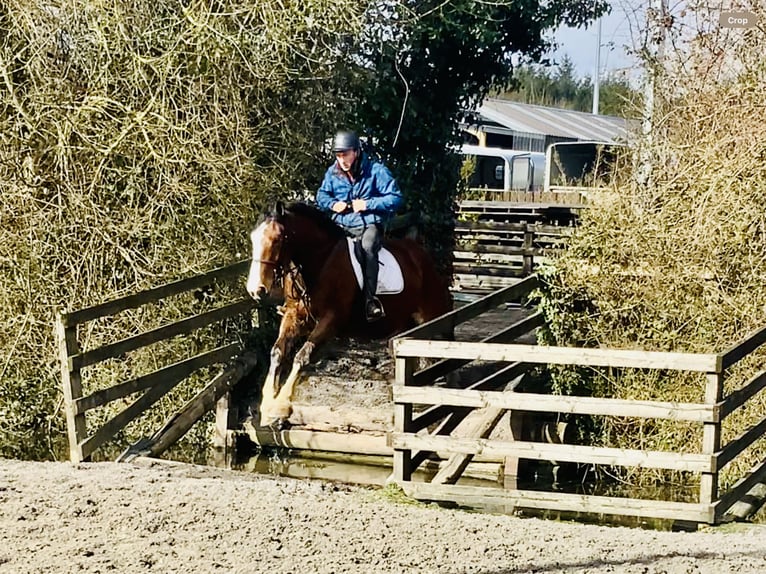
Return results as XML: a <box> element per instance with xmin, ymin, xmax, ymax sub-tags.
<box><xmin>241</xmin><ymin>423</ymin><xmax>391</xmax><ymax>456</ymax></box>
<box><xmin>233</xmin><ymin>431</ymin><xmax>504</xmax><ymax>484</ymax></box>
<box><xmin>724</xmin><ymin>482</ymin><xmax>766</xmax><ymax>521</ymax></box>
<box><xmin>287</xmin><ymin>404</ymin><xmax>392</xmax><ymax>433</ymax></box>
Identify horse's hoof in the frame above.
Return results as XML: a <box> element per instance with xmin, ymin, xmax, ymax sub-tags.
<box><xmin>259</xmin><ymin>403</ymin><xmax>292</xmax><ymax>428</ymax></box>
<box><xmin>258</xmin><ymin>415</ymin><xmax>291</xmax><ymax>430</ymax></box>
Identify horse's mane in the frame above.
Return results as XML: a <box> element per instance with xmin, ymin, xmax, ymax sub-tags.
<box><xmin>280</xmin><ymin>201</ymin><xmax>346</xmax><ymax>240</ymax></box>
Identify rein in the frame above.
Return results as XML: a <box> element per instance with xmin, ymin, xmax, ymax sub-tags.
<box><xmin>283</xmin><ymin>261</ymin><xmax>316</xmax><ymax>325</ymax></box>
<box><xmin>258</xmin><ymin>253</ymin><xmax>315</xmax><ymax>325</ymax></box>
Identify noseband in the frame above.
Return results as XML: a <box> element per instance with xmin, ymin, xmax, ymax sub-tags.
<box><xmin>253</xmin><ymin>257</ymin><xmax>286</xmax><ymax>288</ymax></box>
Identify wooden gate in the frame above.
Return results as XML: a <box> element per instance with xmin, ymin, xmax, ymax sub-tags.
<box><xmin>391</xmin><ymin>274</ymin><xmax>766</xmax><ymax>525</ymax></box>
<box><xmin>57</xmin><ymin>260</ymin><xmax>257</xmax><ymax>463</ymax></box>
<box><xmin>454</xmin><ymin>200</ymin><xmax>577</xmax><ymax>292</ymax></box>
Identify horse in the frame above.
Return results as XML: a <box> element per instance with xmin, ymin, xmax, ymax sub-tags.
<box><xmin>246</xmin><ymin>201</ymin><xmax>452</xmax><ymax>426</ymax></box>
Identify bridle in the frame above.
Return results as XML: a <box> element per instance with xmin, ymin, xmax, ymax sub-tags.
<box><xmin>253</xmin><ymin>221</ymin><xmax>289</xmax><ymax>289</ymax></box>
<box><xmin>284</xmin><ymin>262</ymin><xmax>315</xmax><ymax>323</ymax></box>
<box><xmin>254</xmin><ymin>229</ymin><xmax>316</xmax><ymax>324</ymax></box>
<box><xmin>252</xmin><ymin>257</ymin><xmax>286</xmax><ymax>288</ymax></box>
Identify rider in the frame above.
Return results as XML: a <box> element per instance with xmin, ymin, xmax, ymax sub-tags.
<box><xmin>316</xmin><ymin>130</ymin><xmax>404</xmax><ymax>322</ymax></box>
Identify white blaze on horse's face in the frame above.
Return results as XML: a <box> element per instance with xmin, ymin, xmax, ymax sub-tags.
<box><xmin>247</xmin><ymin>222</ymin><xmax>268</xmax><ymax>300</ymax></box>
<box><xmin>246</xmin><ymin>220</ymin><xmax>284</xmax><ymax>301</ymax></box>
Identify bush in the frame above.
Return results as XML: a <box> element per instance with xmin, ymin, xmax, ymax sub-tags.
<box><xmin>0</xmin><ymin>0</ymin><xmax>363</xmax><ymax>460</ymax></box>
<box><xmin>536</xmin><ymin>5</ymin><xmax>766</xmax><ymax>487</ymax></box>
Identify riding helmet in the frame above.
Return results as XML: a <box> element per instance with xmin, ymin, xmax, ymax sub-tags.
<box><xmin>332</xmin><ymin>130</ymin><xmax>361</xmax><ymax>153</ymax></box>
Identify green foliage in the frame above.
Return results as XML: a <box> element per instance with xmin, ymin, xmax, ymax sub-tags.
<box><xmin>0</xmin><ymin>0</ymin><xmax>607</xmax><ymax>461</ymax></box>
<box><xmin>371</xmin><ymin>482</ymin><xmax>423</xmax><ymax>506</ymax></box>
<box><xmin>504</xmin><ymin>58</ymin><xmax>592</xmax><ymax>111</ymax></box>
<box><xmin>596</xmin><ymin>75</ymin><xmax>641</xmax><ymax>118</ymax></box>
<box><xmin>339</xmin><ymin>0</ymin><xmax>608</xmax><ymax>273</ymax></box>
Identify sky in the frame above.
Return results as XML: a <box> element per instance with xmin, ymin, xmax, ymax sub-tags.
<box><xmin>548</xmin><ymin>1</ymin><xmax>644</xmax><ymax>81</ymax></box>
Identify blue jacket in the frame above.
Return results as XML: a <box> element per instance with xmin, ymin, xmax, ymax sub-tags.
<box><xmin>316</xmin><ymin>153</ymin><xmax>403</xmax><ymax>229</ymax></box>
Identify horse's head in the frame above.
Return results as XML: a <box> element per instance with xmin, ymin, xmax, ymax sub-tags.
<box><xmin>246</xmin><ymin>204</ymin><xmax>289</xmax><ymax>303</ymax></box>
<box><xmin>247</xmin><ymin>200</ymin><xmax>344</xmax><ymax>303</ymax></box>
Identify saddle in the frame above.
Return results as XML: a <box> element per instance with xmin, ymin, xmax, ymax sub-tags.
<box><xmin>346</xmin><ymin>238</ymin><xmax>404</xmax><ymax>295</ymax></box>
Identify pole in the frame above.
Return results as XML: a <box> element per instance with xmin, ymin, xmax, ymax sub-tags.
<box><xmin>592</xmin><ymin>17</ymin><xmax>602</xmax><ymax>115</ymax></box>
<box><xmin>639</xmin><ymin>0</ymin><xmax>668</xmax><ymax>187</ymax></box>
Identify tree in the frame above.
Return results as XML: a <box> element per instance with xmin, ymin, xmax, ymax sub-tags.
<box><xmin>338</xmin><ymin>1</ymin><xmax>610</xmax><ymax>271</ymax></box>
<box><xmin>535</xmin><ymin>2</ymin><xmax>766</xmax><ymax>485</ymax></box>
<box><xmin>0</xmin><ymin>0</ymin><xmax>366</xmax><ymax>459</ymax></box>
<box><xmin>0</xmin><ymin>0</ymin><xmax>610</xmax><ymax>459</ymax></box>
<box><xmin>498</xmin><ymin>58</ymin><xmax>641</xmax><ymax>117</ymax></box>
<box><xmin>596</xmin><ymin>74</ymin><xmax>641</xmax><ymax>118</ymax></box>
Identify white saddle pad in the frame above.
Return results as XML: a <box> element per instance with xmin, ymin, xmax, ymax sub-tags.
<box><xmin>346</xmin><ymin>238</ymin><xmax>404</xmax><ymax>295</ymax></box>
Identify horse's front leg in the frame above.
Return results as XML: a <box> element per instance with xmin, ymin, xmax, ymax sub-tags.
<box><xmin>259</xmin><ymin>306</ymin><xmax>305</xmax><ymax>425</ymax></box>
<box><xmin>268</xmin><ymin>313</ymin><xmax>339</xmax><ymax>424</ymax></box>
<box><xmin>259</xmin><ymin>344</ymin><xmax>284</xmax><ymax>422</ymax></box>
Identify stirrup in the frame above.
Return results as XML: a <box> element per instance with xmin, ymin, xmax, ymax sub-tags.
<box><xmin>365</xmin><ymin>297</ymin><xmax>385</xmax><ymax>322</ymax></box>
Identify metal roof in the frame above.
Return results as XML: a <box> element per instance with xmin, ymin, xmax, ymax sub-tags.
<box><xmin>474</xmin><ymin>99</ymin><xmax>629</xmax><ymax>143</ymax></box>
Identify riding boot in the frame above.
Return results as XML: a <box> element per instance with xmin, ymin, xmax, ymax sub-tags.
<box><xmin>363</xmin><ymin>251</ymin><xmax>385</xmax><ymax>322</ymax></box>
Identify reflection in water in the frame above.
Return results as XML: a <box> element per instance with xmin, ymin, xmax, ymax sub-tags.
<box><xmin>235</xmin><ymin>449</ymin><xmax>395</xmax><ymax>486</ymax></box>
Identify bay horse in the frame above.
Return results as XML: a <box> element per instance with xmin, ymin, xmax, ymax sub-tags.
<box><xmin>246</xmin><ymin>201</ymin><xmax>452</xmax><ymax>426</ymax></box>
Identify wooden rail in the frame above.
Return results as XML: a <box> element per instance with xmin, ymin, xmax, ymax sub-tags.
<box><xmin>57</xmin><ymin>260</ymin><xmax>257</xmax><ymax>463</ymax></box>
<box><xmin>462</xmin><ymin>188</ymin><xmax>591</xmax><ymax>206</ymax></box>
<box><xmin>391</xmin><ymin>275</ymin><xmax>766</xmax><ymax>525</ymax></box>
<box><xmin>392</xmin><ymin>275</ymin><xmax>540</xmax><ymax>481</ymax></box>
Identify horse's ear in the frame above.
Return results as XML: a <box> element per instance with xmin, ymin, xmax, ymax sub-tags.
<box><xmin>275</xmin><ymin>201</ymin><xmax>285</xmax><ymax>217</ymax></box>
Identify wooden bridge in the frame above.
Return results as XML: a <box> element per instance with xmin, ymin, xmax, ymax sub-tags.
<box><xmin>56</xmin><ymin>200</ymin><xmax>572</xmax><ymax>463</ymax></box>
<box><xmin>56</xmin><ymin>201</ymin><xmax>766</xmax><ymax>526</ymax></box>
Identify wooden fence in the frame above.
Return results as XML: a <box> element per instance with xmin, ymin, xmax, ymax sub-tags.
<box><xmin>390</xmin><ymin>274</ymin><xmax>766</xmax><ymax>525</ymax></box>
<box><xmin>453</xmin><ymin>201</ymin><xmax>577</xmax><ymax>292</ymax></box>
<box><xmin>57</xmin><ymin>260</ymin><xmax>257</xmax><ymax>463</ymax></box>
<box><xmin>462</xmin><ymin>188</ymin><xmax>591</xmax><ymax>205</ymax></box>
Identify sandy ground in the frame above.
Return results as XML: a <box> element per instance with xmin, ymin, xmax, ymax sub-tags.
<box><xmin>2</xmin><ymin>458</ymin><xmax>766</xmax><ymax>574</ymax></box>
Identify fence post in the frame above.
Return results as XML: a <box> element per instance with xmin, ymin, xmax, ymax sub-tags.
<box><xmin>56</xmin><ymin>312</ymin><xmax>87</xmax><ymax>463</ymax></box>
<box><xmin>214</xmin><ymin>391</ymin><xmax>237</xmax><ymax>451</ymax></box>
<box><xmin>392</xmin><ymin>356</ymin><xmax>416</xmax><ymax>482</ymax></box>
<box><xmin>700</xmin><ymin>371</ymin><xmax>723</xmax><ymax>519</ymax></box>
<box><xmin>522</xmin><ymin>225</ymin><xmax>534</xmax><ymax>275</ymax></box>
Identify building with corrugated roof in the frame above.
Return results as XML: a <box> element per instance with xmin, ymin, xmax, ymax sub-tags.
<box><xmin>462</xmin><ymin>99</ymin><xmax>630</xmax><ymax>152</ymax></box>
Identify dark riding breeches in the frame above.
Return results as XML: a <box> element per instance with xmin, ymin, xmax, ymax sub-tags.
<box><xmin>348</xmin><ymin>224</ymin><xmax>382</xmax><ymax>300</ymax></box>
